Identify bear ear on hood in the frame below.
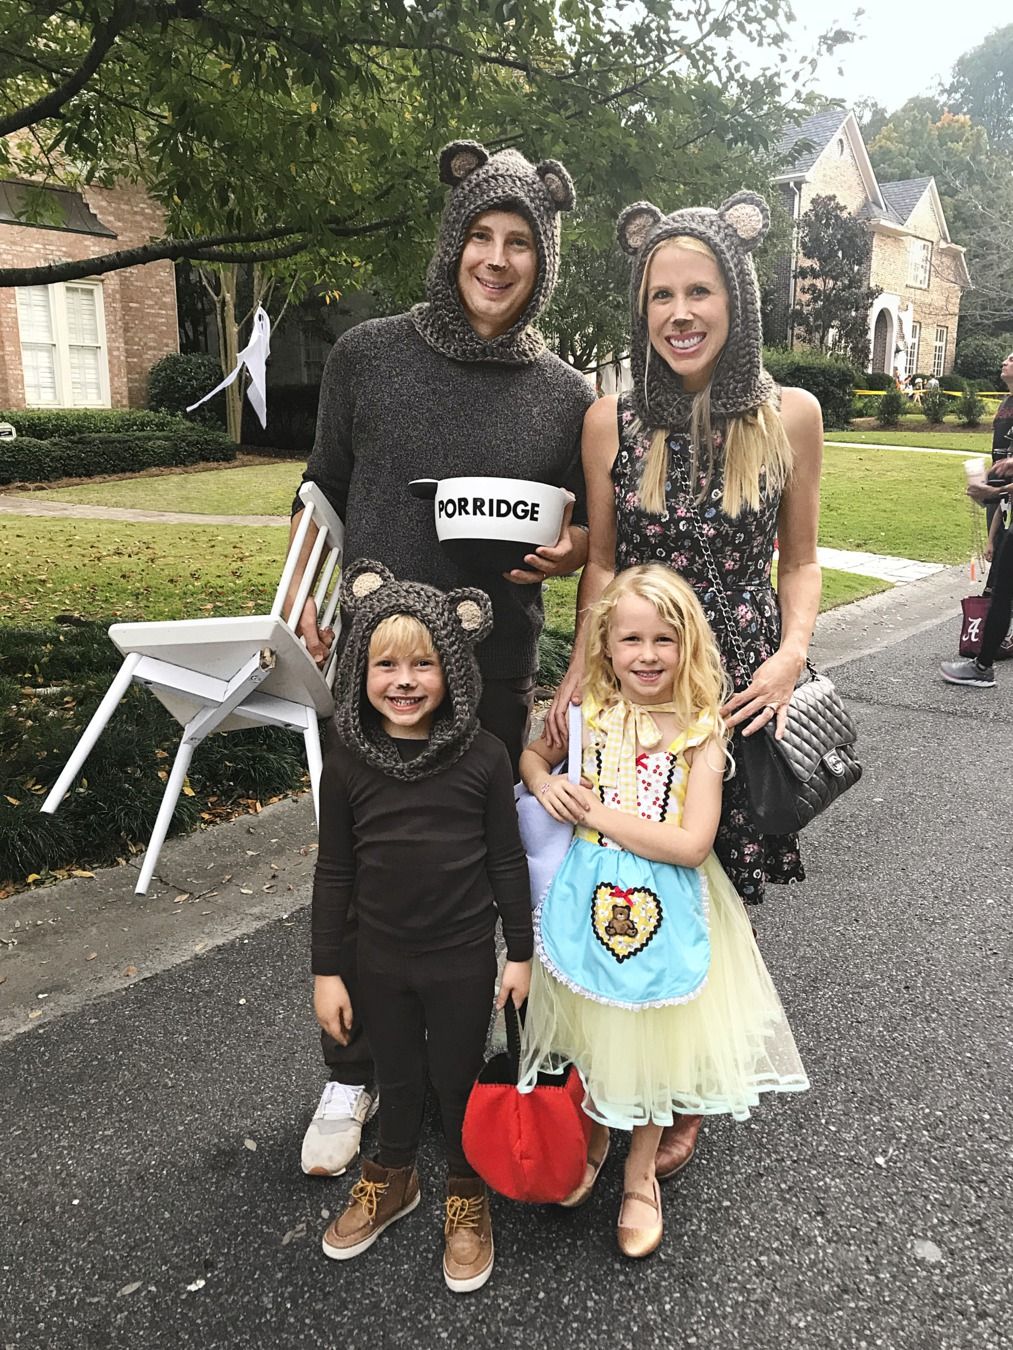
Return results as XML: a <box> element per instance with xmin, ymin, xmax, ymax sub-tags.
<box><xmin>536</xmin><ymin>159</ymin><xmax>576</xmax><ymax>212</ymax></box>
<box><xmin>447</xmin><ymin>588</ymin><xmax>493</xmax><ymax>645</ymax></box>
<box><xmin>339</xmin><ymin>558</ymin><xmax>397</xmax><ymax>612</ymax></box>
<box><xmin>716</xmin><ymin>191</ymin><xmax>769</xmax><ymax>253</ymax></box>
<box><xmin>616</xmin><ymin>202</ymin><xmax>664</xmax><ymax>257</ymax></box>
<box><xmin>439</xmin><ymin>140</ymin><xmax>490</xmax><ymax>187</ymax></box>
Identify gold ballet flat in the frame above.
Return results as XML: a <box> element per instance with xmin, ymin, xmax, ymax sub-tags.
<box><xmin>616</xmin><ymin>1178</ymin><xmax>663</xmax><ymax>1259</ymax></box>
<box><xmin>559</xmin><ymin>1132</ymin><xmax>610</xmax><ymax>1209</ymax></box>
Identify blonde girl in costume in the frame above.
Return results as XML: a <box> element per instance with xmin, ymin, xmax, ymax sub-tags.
<box><xmin>518</xmin><ymin>564</ymin><xmax>808</xmax><ymax>1259</ymax></box>
<box><xmin>544</xmin><ymin>190</ymin><xmax>824</xmax><ymax>1182</ymax></box>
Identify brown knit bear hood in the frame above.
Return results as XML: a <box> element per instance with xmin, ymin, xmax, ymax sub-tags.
<box><xmin>334</xmin><ymin>559</ymin><xmax>493</xmax><ymax>781</ymax></box>
<box><xmin>410</xmin><ymin>140</ymin><xmax>576</xmax><ymax>366</ymax></box>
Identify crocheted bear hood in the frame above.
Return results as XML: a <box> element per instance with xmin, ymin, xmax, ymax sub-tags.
<box><xmin>410</xmin><ymin>139</ymin><xmax>576</xmax><ymax>366</ymax></box>
<box><xmin>616</xmin><ymin>191</ymin><xmax>775</xmax><ymax>431</ymax></box>
<box><xmin>334</xmin><ymin>558</ymin><xmax>493</xmax><ymax>781</ymax></box>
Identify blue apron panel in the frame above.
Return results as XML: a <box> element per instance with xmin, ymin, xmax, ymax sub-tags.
<box><xmin>535</xmin><ymin>837</ymin><xmax>711</xmax><ymax>1010</ymax></box>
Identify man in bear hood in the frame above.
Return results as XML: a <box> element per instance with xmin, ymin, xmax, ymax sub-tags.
<box><xmin>291</xmin><ymin>140</ymin><xmax>593</xmax><ymax>1177</ymax></box>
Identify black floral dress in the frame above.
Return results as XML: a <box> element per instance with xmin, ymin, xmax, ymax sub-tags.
<box><xmin>612</xmin><ymin>393</ymin><xmax>804</xmax><ymax>904</ymax></box>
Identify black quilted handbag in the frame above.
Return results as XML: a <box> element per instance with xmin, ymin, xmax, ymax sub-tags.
<box><xmin>677</xmin><ymin>467</ymin><xmax>861</xmax><ymax>834</ymax></box>
<box><xmin>737</xmin><ymin>662</ymin><xmax>861</xmax><ymax>834</ymax></box>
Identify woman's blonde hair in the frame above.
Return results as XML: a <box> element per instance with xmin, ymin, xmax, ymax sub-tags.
<box><xmin>583</xmin><ymin>565</ymin><xmax>728</xmax><ymax>735</ymax></box>
<box><xmin>636</xmin><ymin>235</ymin><xmax>794</xmax><ymax>518</ymax></box>
<box><xmin>368</xmin><ymin>614</ymin><xmax>438</xmax><ymax>662</ymax></box>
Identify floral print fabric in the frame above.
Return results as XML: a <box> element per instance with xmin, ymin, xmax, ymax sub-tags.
<box><xmin>611</xmin><ymin>393</ymin><xmax>804</xmax><ymax>903</ymax></box>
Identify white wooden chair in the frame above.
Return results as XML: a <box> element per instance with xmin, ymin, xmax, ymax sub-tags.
<box><xmin>41</xmin><ymin>482</ymin><xmax>343</xmax><ymax>894</ymax></box>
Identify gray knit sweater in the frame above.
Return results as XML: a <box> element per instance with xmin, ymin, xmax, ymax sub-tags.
<box><xmin>299</xmin><ymin>314</ymin><xmax>593</xmax><ymax>677</ymax></box>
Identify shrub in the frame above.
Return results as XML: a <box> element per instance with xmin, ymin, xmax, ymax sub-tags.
<box><xmin>147</xmin><ymin>353</ymin><xmax>226</xmax><ymax>427</ymax></box>
<box><xmin>938</xmin><ymin>373</ymin><xmax>967</xmax><ymax>394</ymax></box>
<box><xmin>762</xmin><ymin>348</ymin><xmax>857</xmax><ymax>429</ymax></box>
<box><xmin>0</xmin><ymin>427</ymin><xmax>235</xmax><ymax>485</ymax></box>
<box><xmin>537</xmin><ymin>626</ymin><xmax>574</xmax><ymax>689</ymax></box>
<box><xmin>954</xmin><ymin>390</ymin><xmax>986</xmax><ymax>426</ymax></box>
<box><xmin>0</xmin><ymin>621</ymin><xmax>308</xmax><ymax>884</ymax></box>
<box><xmin>954</xmin><ymin>332</ymin><xmax>1013</xmax><ymax>384</ymax></box>
<box><xmin>877</xmin><ymin>388</ymin><xmax>905</xmax><ymax>427</ymax></box>
<box><xmin>921</xmin><ymin>388</ymin><xmax>949</xmax><ymax>424</ymax></box>
<box><xmin>851</xmin><ymin>395</ymin><xmax>881</xmax><ymax>419</ymax></box>
<box><xmin>862</xmin><ymin>371</ymin><xmax>895</xmax><ymax>391</ymax></box>
<box><xmin>0</xmin><ymin>408</ymin><xmax>193</xmax><ymax>439</ymax></box>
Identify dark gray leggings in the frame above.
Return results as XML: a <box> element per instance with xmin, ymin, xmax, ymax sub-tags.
<box><xmin>356</xmin><ymin>934</ymin><xmax>497</xmax><ymax>1177</ymax></box>
<box><xmin>981</xmin><ymin>526</ymin><xmax>1013</xmax><ymax>665</ymax></box>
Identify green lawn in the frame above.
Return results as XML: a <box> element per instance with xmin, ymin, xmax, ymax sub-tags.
<box><xmin>542</xmin><ymin>566</ymin><xmax>884</xmax><ymax>631</ymax></box>
<box><xmin>828</xmin><ymin>428</ymin><xmax>991</xmax><ymax>450</ymax></box>
<box><xmin>1</xmin><ymin>514</ymin><xmax>884</xmax><ymax>633</ymax></box>
<box><xmin>819</xmin><ymin>443</ymin><xmax>971</xmax><ymax>563</ymax></box>
<box><xmin>12</xmin><ymin>443</ymin><xmax>983</xmax><ymax>573</ymax></box>
<box><xmin>15</xmin><ymin>461</ymin><xmax>302</xmax><ymax>516</ymax></box>
<box><xmin>1</xmin><ymin>519</ymin><xmax>287</xmax><ymax>627</ymax></box>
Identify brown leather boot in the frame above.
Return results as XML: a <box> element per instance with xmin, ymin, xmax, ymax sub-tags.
<box><xmin>655</xmin><ymin>1114</ymin><xmax>703</xmax><ymax>1181</ymax></box>
<box><xmin>321</xmin><ymin>1158</ymin><xmax>420</xmax><ymax>1261</ymax></box>
<box><xmin>443</xmin><ymin>1175</ymin><xmax>494</xmax><ymax>1293</ymax></box>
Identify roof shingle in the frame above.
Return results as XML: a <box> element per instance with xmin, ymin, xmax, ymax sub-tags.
<box><xmin>776</xmin><ymin>108</ymin><xmax>850</xmax><ymax>176</ymax></box>
<box><xmin>878</xmin><ymin>178</ymin><xmax>932</xmax><ymax>224</ymax></box>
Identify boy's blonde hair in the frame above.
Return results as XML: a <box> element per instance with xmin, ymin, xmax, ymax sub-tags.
<box><xmin>583</xmin><ymin>565</ymin><xmax>728</xmax><ymax>735</ymax></box>
<box><xmin>636</xmin><ymin>235</ymin><xmax>794</xmax><ymax>519</ymax></box>
<box><xmin>368</xmin><ymin>614</ymin><xmax>439</xmax><ymax>662</ymax></box>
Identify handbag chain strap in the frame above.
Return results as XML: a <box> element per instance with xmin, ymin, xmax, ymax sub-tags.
<box><xmin>671</xmin><ymin>454</ymin><xmax>815</xmax><ymax>692</ymax></box>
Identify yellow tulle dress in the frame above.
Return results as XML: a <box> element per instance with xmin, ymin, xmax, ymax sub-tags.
<box><xmin>517</xmin><ymin>703</ymin><xmax>809</xmax><ymax>1128</ymax></box>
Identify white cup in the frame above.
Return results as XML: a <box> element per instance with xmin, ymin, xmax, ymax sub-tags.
<box><xmin>964</xmin><ymin>458</ymin><xmax>987</xmax><ymax>484</ymax></box>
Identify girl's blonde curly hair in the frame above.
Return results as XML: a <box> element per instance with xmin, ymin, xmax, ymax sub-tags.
<box><xmin>583</xmin><ymin>565</ymin><xmax>729</xmax><ymax>737</ymax></box>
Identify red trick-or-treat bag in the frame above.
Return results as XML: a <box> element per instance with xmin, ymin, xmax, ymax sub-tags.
<box><xmin>462</xmin><ymin>1000</ymin><xmax>592</xmax><ymax>1204</ymax></box>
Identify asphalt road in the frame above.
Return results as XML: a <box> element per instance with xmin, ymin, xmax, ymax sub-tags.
<box><xmin>2</xmin><ymin>614</ymin><xmax>1011</xmax><ymax>1350</ymax></box>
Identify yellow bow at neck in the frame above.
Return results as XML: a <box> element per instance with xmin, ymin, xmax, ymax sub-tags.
<box><xmin>594</xmin><ymin>699</ymin><xmax>679</xmax><ymax>814</ymax></box>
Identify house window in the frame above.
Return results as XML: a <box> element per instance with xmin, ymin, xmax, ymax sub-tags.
<box><xmin>905</xmin><ymin>322</ymin><xmax>921</xmax><ymax>379</ymax></box>
<box><xmin>15</xmin><ymin>286</ymin><xmax>58</xmax><ymax>405</ymax></box>
<box><xmin>908</xmin><ymin>239</ymin><xmax>932</xmax><ymax>289</ymax></box>
<box><xmin>15</xmin><ymin>282</ymin><xmax>109</xmax><ymax>407</ymax></box>
<box><xmin>932</xmin><ymin>326</ymin><xmax>948</xmax><ymax>377</ymax></box>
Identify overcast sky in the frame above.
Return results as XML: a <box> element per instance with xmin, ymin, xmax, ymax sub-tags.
<box><xmin>774</xmin><ymin>1</ymin><xmax>999</xmax><ymax>112</ymax></box>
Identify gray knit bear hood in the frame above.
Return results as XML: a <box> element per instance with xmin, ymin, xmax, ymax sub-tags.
<box><xmin>617</xmin><ymin>191</ymin><xmax>775</xmax><ymax>430</ymax></box>
<box><xmin>410</xmin><ymin>140</ymin><xmax>576</xmax><ymax>366</ymax></box>
<box><xmin>334</xmin><ymin>558</ymin><xmax>493</xmax><ymax>781</ymax></box>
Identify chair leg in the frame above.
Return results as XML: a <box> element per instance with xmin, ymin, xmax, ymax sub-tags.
<box><xmin>303</xmin><ymin>707</ymin><xmax>322</xmax><ymax>828</ymax></box>
<box><xmin>134</xmin><ymin>736</ymin><xmax>197</xmax><ymax>896</ymax></box>
<box><xmin>41</xmin><ymin>652</ymin><xmax>142</xmax><ymax>816</ymax></box>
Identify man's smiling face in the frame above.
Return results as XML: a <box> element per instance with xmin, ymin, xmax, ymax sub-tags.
<box><xmin>456</xmin><ymin>210</ymin><xmax>537</xmax><ymax>340</ymax></box>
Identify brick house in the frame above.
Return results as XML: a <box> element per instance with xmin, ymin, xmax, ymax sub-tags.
<box><xmin>770</xmin><ymin>108</ymin><xmax>970</xmax><ymax>376</ymax></box>
<box><xmin>0</xmin><ymin>179</ymin><xmax>178</xmax><ymax>410</ymax></box>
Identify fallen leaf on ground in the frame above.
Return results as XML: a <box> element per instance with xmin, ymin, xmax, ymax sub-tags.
<box><xmin>185</xmin><ymin>1277</ymin><xmax>206</xmax><ymax>1293</ymax></box>
<box><xmin>912</xmin><ymin>1238</ymin><xmax>943</xmax><ymax>1264</ymax></box>
<box><xmin>244</xmin><ymin>1138</ymin><xmax>257</xmax><ymax>1151</ymax></box>
<box><xmin>117</xmin><ymin>1282</ymin><xmax>143</xmax><ymax>1298</ymax></box>
<box><xmin>123</xmin><ymin>964</ymin><xmax>138</xmax><ymax>977</ymax></box>
<box><xmin>239</xmin><ymin>887</ymin><xmax>253</xmax><ymax>895</ymax></box>
<box><xmin>85</xmin><ymin>952</ymin><xmax>97</xmax><ymax>961</ymax></box>
<box><xmin>70</xmin><ymin>870</ymin><xmax>95</xmax><ymax>878</ymax></box>
<box><xmin>173</xmin><ymin>894</ymin><xmax>190</xmax><ymax>904</ymax></box>
<box><xmin>28</xmin><ymin>1009</ymin><xmax>43</xmax><ymax>1019</ymax></box>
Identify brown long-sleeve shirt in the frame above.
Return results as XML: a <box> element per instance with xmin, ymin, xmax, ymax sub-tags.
<box><xmin>311</xmin><ymin>725</ymin><xmax>533</xmax><ymax>974</ymax></box>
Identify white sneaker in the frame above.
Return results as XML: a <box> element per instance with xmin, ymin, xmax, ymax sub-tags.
<box><xmin>301</xmin><ymin>1083</ymin><xmax>379</xmax><ymax>1177</ymax></box>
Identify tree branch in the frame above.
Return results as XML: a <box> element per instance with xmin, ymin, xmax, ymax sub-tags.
<box><xmin>0</xmin><ymin>214</ymin><xmax>405</xmax><ymax>286</ymax></box>
<box><xmin>0</xmin><ymin>6</ymin><xmax>129</xmax><ymax>138</ymax></box>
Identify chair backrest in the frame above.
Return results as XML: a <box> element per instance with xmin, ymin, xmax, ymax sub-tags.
<box><xmin>271</xmin><ymin>481</ymin><xmax>345</xmax><ymax>685</ymax></box>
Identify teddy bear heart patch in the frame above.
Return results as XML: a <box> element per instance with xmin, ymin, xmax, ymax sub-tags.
<box><xmin>591</xmin><ymin>882</ymin><xmax>663</xmax><ymax>962</ymax></box>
